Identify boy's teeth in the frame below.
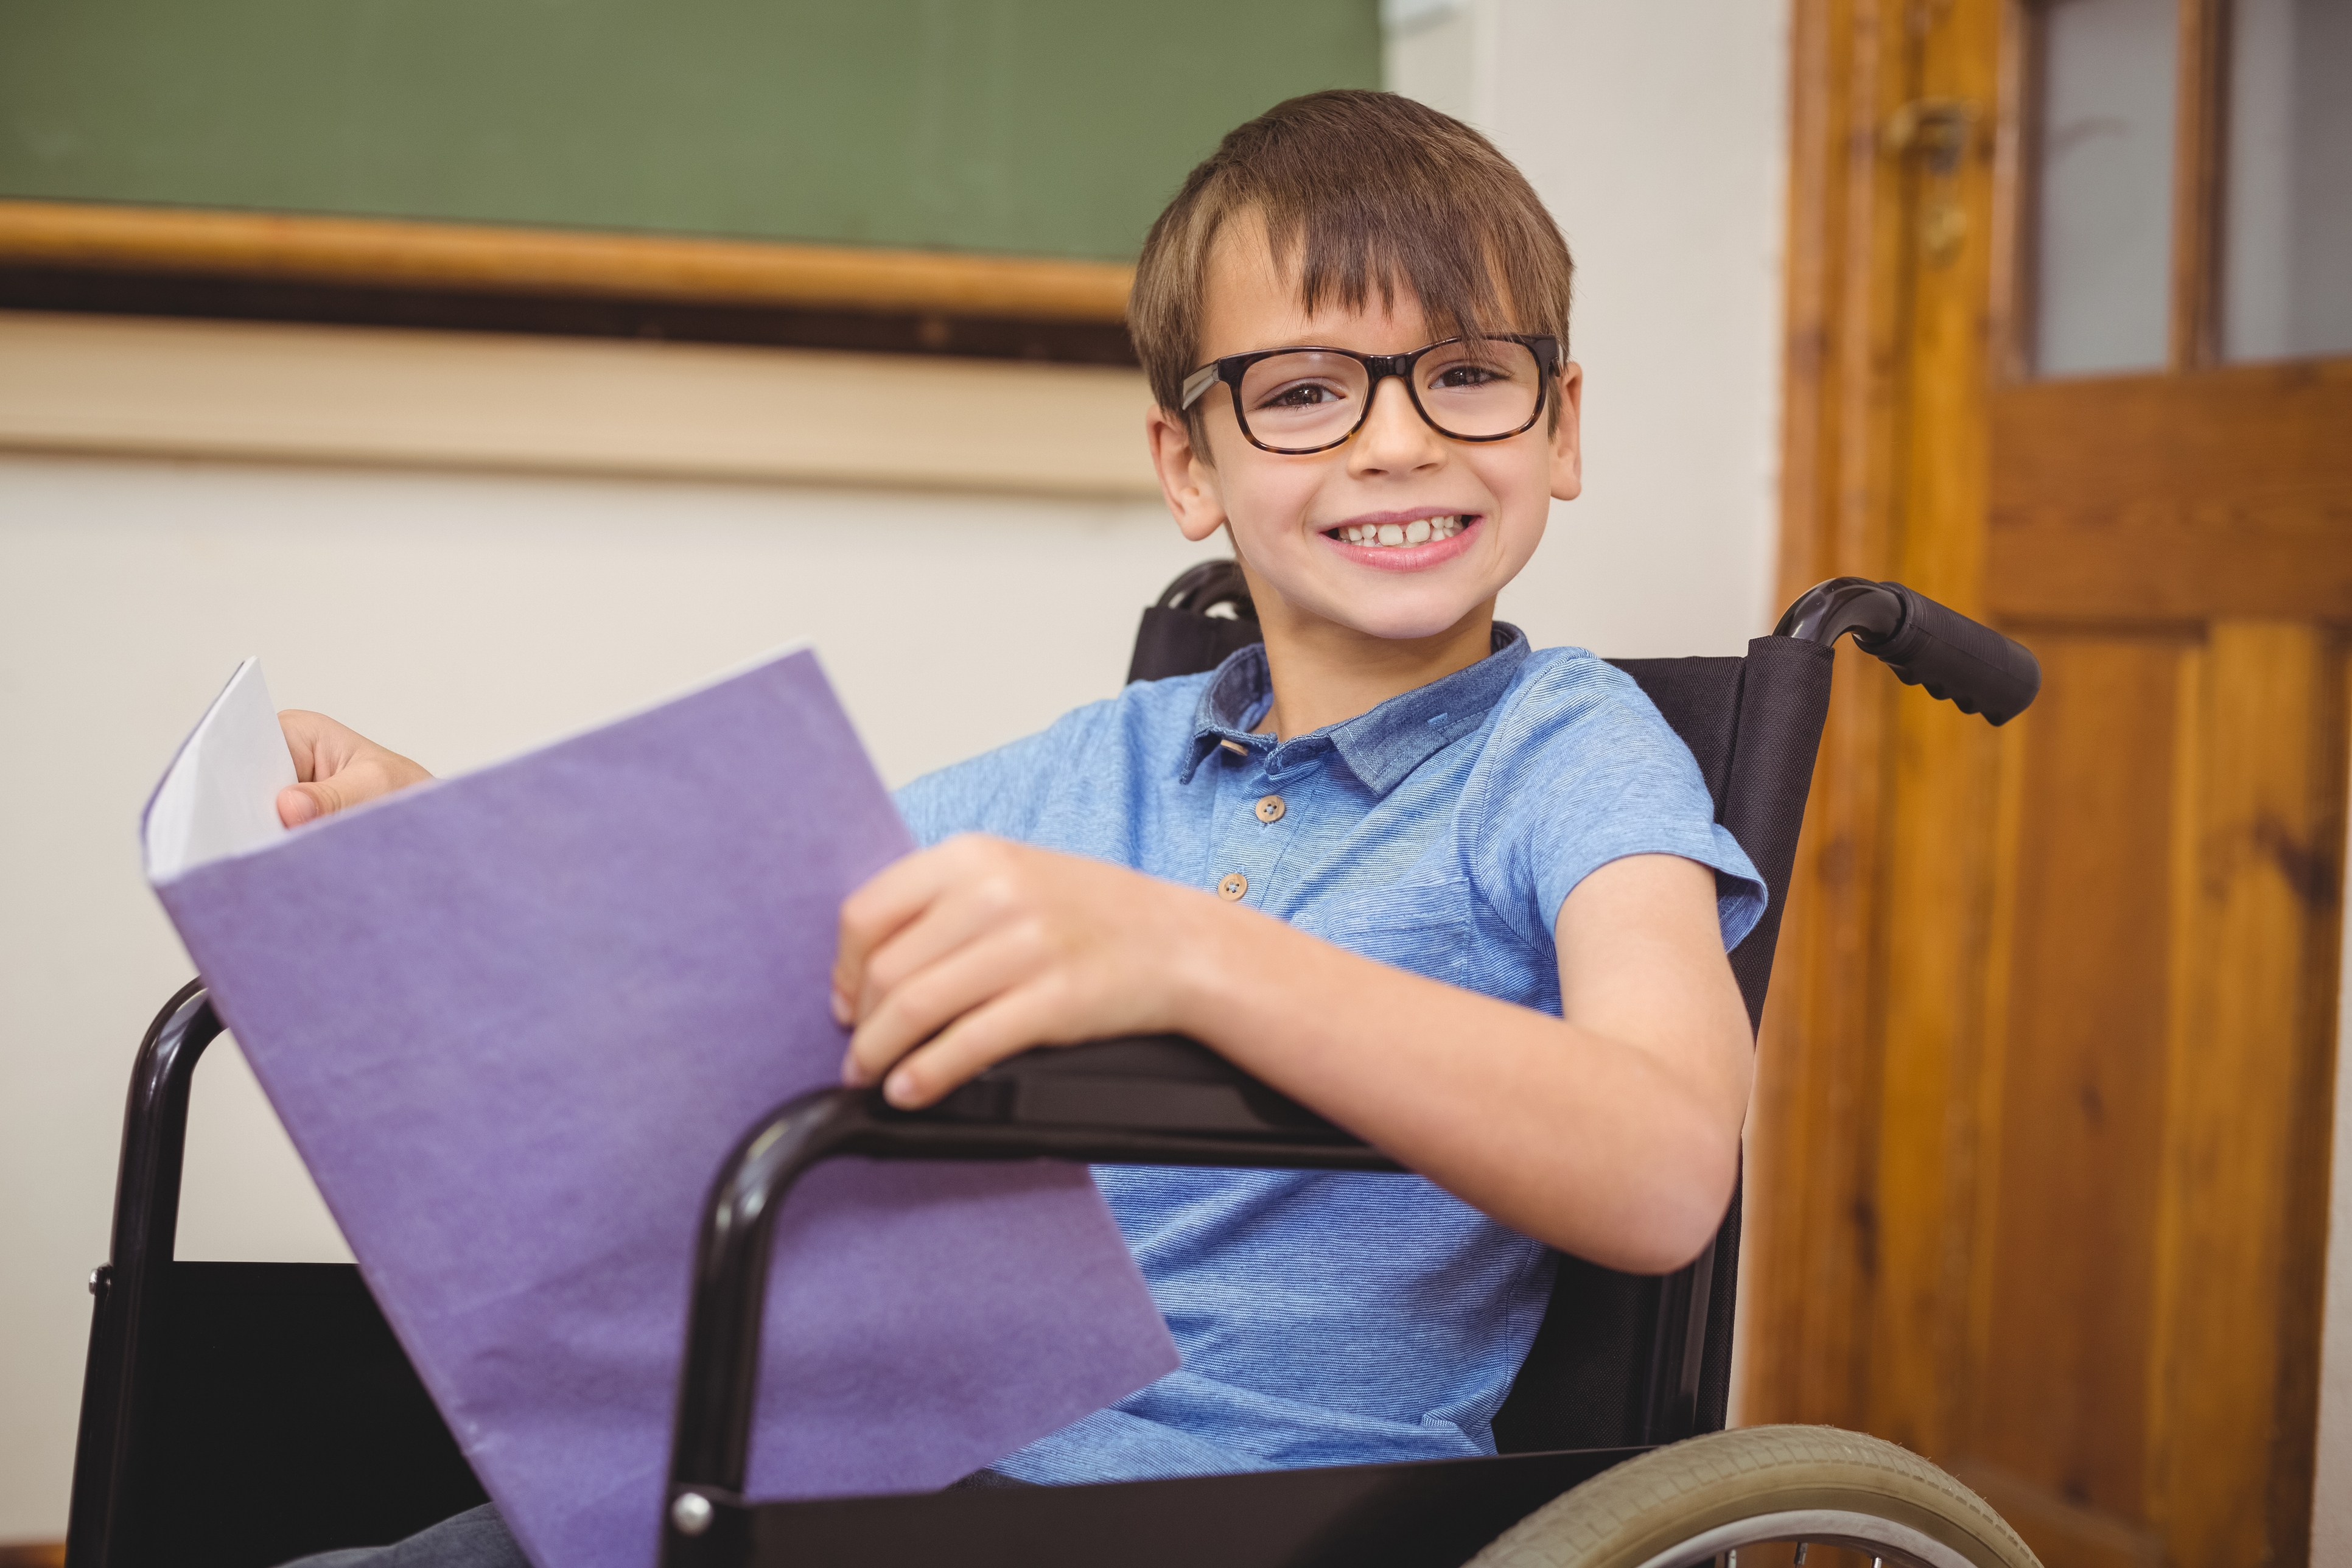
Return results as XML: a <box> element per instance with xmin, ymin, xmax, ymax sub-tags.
<box><xmin>1338</xmin><ymin>516</ymin><xmax>1468</xmax><ymax>547</ymax></box>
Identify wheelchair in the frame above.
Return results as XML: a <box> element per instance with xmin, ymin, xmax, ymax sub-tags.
<box><xmin>66</xmin><ymin>569</ymin><xmax>2047</xmax><ymax>1568</ymax></box>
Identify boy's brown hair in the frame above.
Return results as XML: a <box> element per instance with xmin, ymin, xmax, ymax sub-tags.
<box><xmin>1129</xmin><ymin>89</ymin><xmax>1575</xmax><ymax>421</ymax></box>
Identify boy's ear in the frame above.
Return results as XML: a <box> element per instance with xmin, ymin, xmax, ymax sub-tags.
<box><xmin>1549</xmin><ymin>361</ymin><xmax>1586</xmax><ymax>504</ymax></box>
<box><xmin>1146</xmin><ymin>405</ymin><xmax>1230</xmax><ymax>544</ymax></box>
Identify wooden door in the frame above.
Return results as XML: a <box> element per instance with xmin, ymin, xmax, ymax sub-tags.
<box><xmin>1741</xmin><ymin>3</ymin><xmax>2352</xmax><ymax>1566</ymax></box>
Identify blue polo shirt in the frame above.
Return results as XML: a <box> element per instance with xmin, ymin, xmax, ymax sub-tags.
<box><xmin>893</xmin><ymin>624</ymin><xmax>1763</xmax><ymax>1483</ymax></box>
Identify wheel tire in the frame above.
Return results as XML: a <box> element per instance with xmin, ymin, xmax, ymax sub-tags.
<box><xmin>1463</xmin><ymin>1426</ymin><xmax>2041</xmax><ymax>1568</ymax></box>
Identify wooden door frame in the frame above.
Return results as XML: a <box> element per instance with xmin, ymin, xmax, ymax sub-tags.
<box><xmin>1743</xmin><ymin>0</ymin><xmax>2010</xmax><ymax>1450</ymax></box>
<box><xmin>1746</xmin><ymin>4</ymin><xmax>2348</xmax><ymax>1564</ymax></box>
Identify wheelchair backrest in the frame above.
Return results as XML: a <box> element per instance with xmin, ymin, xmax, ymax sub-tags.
<box><xmin>1124</xmin><ymin>583</ymin><xmax>1833</xmax><ymax>1452</ymax></box>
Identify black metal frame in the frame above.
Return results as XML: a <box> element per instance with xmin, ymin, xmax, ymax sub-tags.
<box><xmin>66</xmin><ymin>575</ymin><xmax>2039</xmax><ymax>1568</ymax></box>
<box><xmin>670</xmin><ymin>1036</ymin><xmax>1392</xmax><ymax>1501</ymax></box>
<box><xmin>656</xmin><ymin>1034</ymin><xmax>1703</xmax><ymax>1568</ymax></box>
<box><xmin>68</xmin><ymin>984</ymin><xmax>488</xmax><ymax>1568</ymax></box>
<box><xmin>68</xmin><ymin>978</ymin><xmax>220</xmax><ymax>1568</ymax></box>
<box><xmin>651</xmin><ymin>576</ymin><xmax>2039</xmax><ymax>1567</ymax></box>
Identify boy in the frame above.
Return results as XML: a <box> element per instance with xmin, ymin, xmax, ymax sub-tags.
<box><xmin>276</xmin><ymin>89</ymin><xmax>1759</xmax><ymax>1556</ymax></box>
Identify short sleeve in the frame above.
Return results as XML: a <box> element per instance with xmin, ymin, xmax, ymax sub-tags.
<box><xmin>893</xmin><ymin>721</ymin><xmax>1077</xmax><ymax>847</ymax></box>
<box><xmin>1466</xmin><ymin>656</ymin><xmax>1766</xmax><ymax>953</ymax></box>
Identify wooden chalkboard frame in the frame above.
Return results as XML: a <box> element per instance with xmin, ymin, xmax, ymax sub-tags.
<box><xmin>0</xmin><ymin>201</ymin><xmax>1138</xmax><ymax>363</ymax></box>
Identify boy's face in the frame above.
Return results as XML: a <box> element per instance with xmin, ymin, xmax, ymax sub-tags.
<box><xmin>1147</xmin><ymin>222</ymin><xmax>1583</xmax><ymax>647</ymax></box>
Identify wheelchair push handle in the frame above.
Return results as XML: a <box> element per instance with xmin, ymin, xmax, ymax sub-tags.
<box><xmin>1777</xmin><ymin>577</ymin><xmax>2041</xmax><ymax>726</ymax></box>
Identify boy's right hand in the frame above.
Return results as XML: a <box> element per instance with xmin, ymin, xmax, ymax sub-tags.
<box><xmin>276</xmin><ymin>710</ymin><xmax>434</xmax><ymax>827</ymax></box>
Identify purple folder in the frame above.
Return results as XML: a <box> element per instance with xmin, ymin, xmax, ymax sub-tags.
<box><xmin>144</xmin><ymin>649</ymin><xmax>1177</xmax><ymax>1568</ymax></box>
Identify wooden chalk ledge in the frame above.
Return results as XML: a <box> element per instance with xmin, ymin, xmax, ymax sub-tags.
<box><xmin>0</xmin><ymin>200</ymin><xmax>1134</xmax><ymax>325</ymax></box>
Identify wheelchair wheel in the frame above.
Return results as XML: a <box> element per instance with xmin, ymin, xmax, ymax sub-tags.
<box><xmin>1465</xmin><ymin>1426</ymin><xmax>2040</xmax><ymax>1568</ymax></box>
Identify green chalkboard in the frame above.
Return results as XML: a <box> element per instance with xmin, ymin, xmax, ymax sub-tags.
<box><xmin>0</xmin><ymin>0</ymin><xmax>1380</xmax><ymax>262</ymax></box>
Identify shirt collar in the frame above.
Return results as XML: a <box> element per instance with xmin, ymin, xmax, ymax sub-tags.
<box><xmin>1181</xmin><ymin>623</ymin><xmax>1531</xmax><ymax>793</ymax></box>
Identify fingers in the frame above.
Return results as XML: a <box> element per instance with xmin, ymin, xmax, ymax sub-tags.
<box><xmin>273</xmin><ymin>710</ymin><xmax>433</xmax><ymax>827</ymax></box>
<box><xmin>830</xmin><ymin>849</ymin><xmax>942</xmax><ymax>1022</ymax></box>
<box><xmin>275</xmin><ymin>771</ymin><xmax>385</xmax><ymax>827</ymax></box>
<box><xmin>277</xmin><ymin>709</ymin><xmax>349</xmax><ymax>784</ymax></box>
<box><xmin>874</xmin><ymin>986</ymin><xmax>1071</xmax><ymax>1109</ymax></box>
<box><xmin>828</xmin><ymin>835</ymin><xmax>1190</xmax><ymax>1108</ymax></box>
<box><xmin>276</xmin><ymin>782</ymin><xmax>334</xmax><ymax>828</ymax></box>
<box><xmin>831</xmin><ymin>835</ymin><xmax>1005</xmax><ymax>1024</ymax></box>
<box><xmin>850</xmin><ymin>854</ymin><xmax>1032</xmax><ymax>1023</ymax></box>
<box><xmin>841</xmin><ymin>923</ymin><xmax>1052</xmax><ymax>1093</ymax></box>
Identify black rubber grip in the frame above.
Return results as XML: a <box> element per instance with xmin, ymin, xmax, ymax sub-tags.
<box><xmin>1856</xmin><ymin>582</ymin><xmax>2042</xmax><ymax>726</ymax></box>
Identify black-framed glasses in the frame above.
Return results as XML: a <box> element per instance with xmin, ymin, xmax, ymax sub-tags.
<box><xmin>1178</xmin><ymin>334</ymin><xmax>1560</xmax><ymax>455</ymax></box>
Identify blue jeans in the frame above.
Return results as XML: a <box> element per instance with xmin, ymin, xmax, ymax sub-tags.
<box><xmin>281</xmin><ymin>1503</ymin><xmax>524</xmax><ymax>1568</ymax></box>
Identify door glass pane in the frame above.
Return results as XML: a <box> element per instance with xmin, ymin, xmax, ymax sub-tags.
<box><xmin>2222</xmin><ymin>0</ymin><xmax>2352</xmax><ymax>362</ymax></box>
<box><xmin>2032</xmin><ymin>0</ymin><xmax>2178</xmax><ymax>377</ymax></box>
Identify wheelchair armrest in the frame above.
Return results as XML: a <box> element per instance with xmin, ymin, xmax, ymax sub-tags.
<box><xmin>667</xmin><ymin>1039</ymin><xmax>1394</xmax><ymax>1516</ymax></box>
<box><xmin>925</xmin><ymin>1034</ymin><xmax>1360</xmax><ymax>1142</ymax></box>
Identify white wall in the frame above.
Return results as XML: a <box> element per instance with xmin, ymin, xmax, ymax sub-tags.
<box><xmin>1</xmin><ymin>5</ymin><xmax>1793</xmax><ymax>1538</ymax></box>
<box><xmin>0</xmin><ymin>452</ymin><xmax>1218</xmax><ymax>1539</ymax></box>
<box><xmin>2315</xmin><ymin>764</ymin><xmax>2352</xmax><ymax>1557</ymax></box>
<box><xmin>1391</xmin><ymin>0</ymin><xmax>1791</xmax><ymax>658</ymax></box>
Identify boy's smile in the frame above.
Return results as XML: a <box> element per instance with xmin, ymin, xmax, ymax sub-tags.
<box><xmin>1325</xmin><ymin>509</ymin><xmax>1473</xmax><ymax>565</ymax></box>
<box><xmin>1146</xmin><ymin>216</ymin><xmax>1583</xmax><ymax>734</ymax></box>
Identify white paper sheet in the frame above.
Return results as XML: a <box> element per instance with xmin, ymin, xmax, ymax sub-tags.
<box><xmin>144</xmin><ymin>657</ymin><xmax>297</xmax><ymax>883</ymax></box>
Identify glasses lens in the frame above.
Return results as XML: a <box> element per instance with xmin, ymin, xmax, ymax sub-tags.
<box><xmin>1234</xmin><ymin>351</ymin><xmax>1370</xmax><ymax>451</ymax></box>
<box><xmin>1415</xmin><ymin>339</ymin><xmax>1544</xmax><ymax>439</ymax></box>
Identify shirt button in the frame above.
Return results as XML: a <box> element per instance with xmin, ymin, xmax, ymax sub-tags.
<box><xmin>1217</xmin><ymin>872</ymin><xmax>1249</xmax><ymax>901</ymax></box>
<box><xmin>1255</xmin><ymin>794</ymin><xmax>1287</xmax><ymax>824</ymax></box>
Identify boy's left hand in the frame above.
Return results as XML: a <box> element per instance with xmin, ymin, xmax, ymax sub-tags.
<box><xmin>832</xmin><ymin>834</ymin><xmax>1208</xmax><ymax>1107</ymax></box>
